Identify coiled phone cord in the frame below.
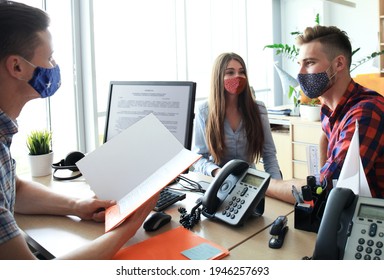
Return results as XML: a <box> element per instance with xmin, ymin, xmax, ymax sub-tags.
<box><xmin>178</xmin><ymin>201</ymin><xmax>202</xmax><ymax>230</ymax></box>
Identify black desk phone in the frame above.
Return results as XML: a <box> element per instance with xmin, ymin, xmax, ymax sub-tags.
<box><xmin>313</xmin><ymin>187</ymin><xmax>384</xmax><ymax>260</ymax></box>
<box><xmin>201</xmin><ymin>159</ymin><xmax>270</xmax><ymax>226</ymax></box>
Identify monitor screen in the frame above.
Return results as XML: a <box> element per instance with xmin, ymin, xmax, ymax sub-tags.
<box><xmin>103</xmin><ymin>81</ymin><xmax>197</xmax><ymax>149</ymax></box>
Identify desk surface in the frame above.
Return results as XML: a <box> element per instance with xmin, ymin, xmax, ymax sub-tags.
<box><xmin>15</xmin><ymin>172</ymin><xmax>314</xmax><ymax>259</ymax></box>
<box><xmin>226</xmin><ymin>212</ymin><xmax>317</xmax><ymax>260</ymax></box>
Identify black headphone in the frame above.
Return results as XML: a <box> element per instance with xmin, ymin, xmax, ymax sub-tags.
<box><xmin>52</xmin><ymin>151</ymin><xmax>85</xmax><ymax>181</ymax></box>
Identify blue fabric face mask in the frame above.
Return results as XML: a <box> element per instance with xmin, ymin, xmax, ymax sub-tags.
<box><xmin>297</xmin><ymin>65</ymin><xmax>336</xmax><ymax>99</ymax></box>
<box><xmin>22</xmin><ymin>58</ymin><xmax>61</xmax><ymax>98</ymax></box>
<box><xmin>297</xmin><ymin>71</ymin><xmax>330</xmax><ymax>99</ymax></box>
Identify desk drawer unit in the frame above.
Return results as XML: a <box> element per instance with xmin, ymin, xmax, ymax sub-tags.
<box><xmin>292</xmin><ymin>122</ymin><xmax>321</xmax><ymax>143</ymax></box>
<box><xmin>291</xmin><ymin>121</ymin><xmax>321</xmax><ymax>179</ymax></box>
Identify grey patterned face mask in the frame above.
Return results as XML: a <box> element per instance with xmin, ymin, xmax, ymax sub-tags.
<box><xmin>297</xmin><ymin>66</ymin><xmax>336</xmax><ymax>99</ymax></box>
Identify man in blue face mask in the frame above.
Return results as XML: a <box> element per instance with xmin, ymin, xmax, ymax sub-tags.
<box><xmin>19</xmin><ymin>56</ymin><xmax>61</xmax><ymax>98</ymax></box>
<box><xmin>267</xmin><ymin>25</ymin><xmax>384</xmax><ymax>204</ymax></box>
<box><xmin>0</xmin><ymin>1</ymin><xmax>158</xmax><ymax>260</ymax></box>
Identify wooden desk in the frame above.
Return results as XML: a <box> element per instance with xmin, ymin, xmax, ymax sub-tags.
<box><xmin>15</xmin><ymin>172</ymin><xmax>300</xmax><ymax>259</ymax></box>
<box><xmin>174</xmin><ymin>172</ymin><xmax>295</xmax><ymax>251</ymax></box>
<box><xmin>226</xmin><ymin>212</ymin><xmax>317</xmax><ymax>260</ymax></box>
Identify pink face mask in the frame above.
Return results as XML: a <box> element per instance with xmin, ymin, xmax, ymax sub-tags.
<box><xmin>224</xmin><ymin>76</ymin><xmax>247</xmax><ymax>95</ymax></box>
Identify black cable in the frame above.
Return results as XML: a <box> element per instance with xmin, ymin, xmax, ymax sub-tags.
<box><xmin>178</xmin><ymin>200</ymin><xmax>202</xmax><ymax>230</ymax></box>
<box><xmin>167</xmin><ymin>175</ymin><xmax>205</xmax><ymax>229</ymax></box>
<box><xmin>170</xmin><ymin>175</ymin><xmax>205</xmax><ymax>193</ymax></box>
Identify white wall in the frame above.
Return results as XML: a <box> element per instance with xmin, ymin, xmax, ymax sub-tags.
<box><xmin>325</xmin><ymin>0</ymin><xmax>380</xmax><ymax>74</ymax></box>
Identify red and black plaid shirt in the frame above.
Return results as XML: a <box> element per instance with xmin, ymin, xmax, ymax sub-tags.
<box><xmin>321</xmin><ymin>79</ymin><xmax>384</xmax><ymax>198</ymax></box>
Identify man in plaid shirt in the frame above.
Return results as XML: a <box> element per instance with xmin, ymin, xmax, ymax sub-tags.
<box><xmin>267</xmin><ymin>25</ymin><xmax>384</xmax><ymax>204</ymax></box>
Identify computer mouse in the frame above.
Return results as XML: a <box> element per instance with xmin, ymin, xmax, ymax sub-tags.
<box><xmin>143</xmin><ymin>212</ymin><xmax>172</xmax><ymax>232</ymax></box>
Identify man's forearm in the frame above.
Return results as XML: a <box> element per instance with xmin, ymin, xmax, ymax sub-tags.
<box><xmin>266</xmin><ymin>178</ymin><xmax>306</xmax><ymax>205</ymax></box>
<box><xmin>14</xmin><ymin>177</ymin><xmax>75</xmax><ymax>216</ymax></box>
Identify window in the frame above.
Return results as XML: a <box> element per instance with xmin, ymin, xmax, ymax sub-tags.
<box><xmin>92</xmin><ymin>0</ymin><xmax>274</xmax><ymax>146</ymax></box>
<box><xmin>12</xmin><ymin>0</ymin><xmax>274</xmax><ymax>175</ymax></box>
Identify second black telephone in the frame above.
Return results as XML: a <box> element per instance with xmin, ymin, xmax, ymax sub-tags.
<box><xmin>201</xmin><ymin>159</ymin><xmax>270</xmax><ymax>226</ymax></box>
<box><xmin>313</xmin><ymin>187</ymin><xmax>384</xmax><ymax>260</ymax></box>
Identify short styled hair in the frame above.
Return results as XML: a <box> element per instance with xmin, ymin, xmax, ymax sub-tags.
<box><xmin>296</xmin><ymin>25</ymin><xmax>352</xmax><ymax>68</ymax></box>
<box><xmin>0</xmin><ymin>1</ymin><xmax>50</xmax><ymax>62</ymax></box>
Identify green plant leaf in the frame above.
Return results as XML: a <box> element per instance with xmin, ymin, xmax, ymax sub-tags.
<box><xmin>352</xmin><ymin>47</ymin><xmax>361</xmax><ymax>56</ymax></box>
<box><xmin>263</xmin><ymin>43</ymin><xmax>299</xmax><ymax>61</ymax></box>
<box><xmin>26</xmin><ymin>130</ymin><xmax>52</xmax><ymax>155</ymax></box>
<box><xmin>288</xmin><ymin>85</ymin><xmax>301</xmax><ymax>107</ymax></box>
<box><xmin>288</xmin><ymin>85</ymin><xmax>295</xmax><ymax>99</ymax></box>
<box><xmin>350</xmin><ymin>50</ymin><xmax>384</xmax><ymax>72</ymax></box>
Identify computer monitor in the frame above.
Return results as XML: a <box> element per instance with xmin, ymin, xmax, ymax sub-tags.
<box><xmin>103</xmin><ymin>81</ymin><xmax>197</xmax><ymax>149</ymax></box>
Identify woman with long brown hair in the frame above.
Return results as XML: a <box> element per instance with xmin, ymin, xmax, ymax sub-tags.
<box><xmin>193</xmin><ymin>52</ymin><xmax>281</xmax><ymax>179</ymax></box>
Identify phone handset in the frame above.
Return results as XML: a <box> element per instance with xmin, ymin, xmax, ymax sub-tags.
<box><xmin>312</xmin><ymin>187</ymin><xmax>357</xmax><ymax>260</ymax></box>
<box><xmin>201</xmin><ymin>159</ymin><xmax>270</xmax><ymax>226</ymax></box>
<box><xmin>202</xmin><ymin>159</ymin><xmax>249</xmax><ymax>217</ymax></box>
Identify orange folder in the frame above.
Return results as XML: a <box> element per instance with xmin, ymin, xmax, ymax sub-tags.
<box><xmin>113</xmin><ymin>226</ymin><xmax>229</xmax><ymax>260</ymax></box>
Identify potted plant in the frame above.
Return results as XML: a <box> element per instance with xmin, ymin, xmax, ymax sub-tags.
<box><xmin>26</xmin><ymin>129</ymin><xmax>54</xmax><ymax>177</ymax></box>
<box><xmin>299</xmin><ymin>98</ymin><xmax>321</xmax><ymax>121</ymax></box>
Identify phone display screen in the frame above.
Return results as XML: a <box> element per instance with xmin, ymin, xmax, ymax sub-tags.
<box><xmin>242</xmin><ymin>173</ymin><xmax>264</xmax><ymax>187</ymax></box>
<box><xmin>358</xmin><ymin>203</ymin><xmax>384</xmax><ymax>221</ymax></box>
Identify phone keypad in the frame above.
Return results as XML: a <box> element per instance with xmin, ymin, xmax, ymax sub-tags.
<box><xmin>213</xmin><ymin>169</ymin><xmax>270</xmax><ymax>226</ymax></box>
<box><xmin>222</xmin><ymin>195</ymin><xmax>246</xmax><ymax>219</ymax></box>
<box><xmin>346</xmin><ymin>220</ymin><xmax>384</xmax><ymax>260</ymax></box>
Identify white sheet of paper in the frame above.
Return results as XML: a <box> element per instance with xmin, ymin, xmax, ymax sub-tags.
<box><xmin>76</xmin><ymin>113</ymin><xmax>198</xmax><ymax>201</ymax></box>
<box><xmin>336</xmin><ymin>120</ymin><xmax>371</xmax><ymax>197</ymax></box>
<box><xmin>113</xmin><ymin>149</ymin><xmax>198</xmax><ymax>224</ymax></box>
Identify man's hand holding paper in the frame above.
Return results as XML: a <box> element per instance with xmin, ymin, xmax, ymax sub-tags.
<box><xmin>76</xmin><ymin>114</ymin><xmax>201</xmax><ymax>231</ymax></box>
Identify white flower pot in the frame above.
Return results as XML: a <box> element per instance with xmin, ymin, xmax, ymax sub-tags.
<box><xmin>290</xmin><ymin>105</ymin><xmax>300</xmax><ymax>116</ymax></box>
<box><xmin>300</xmin><ymin>104</ymin><xmax>321</xmax><ymax>122</ymax></box>
<box><xmin>28</xmin><ymin>152</ymin><xmax>54</xmax><ymax>177</ymax></box>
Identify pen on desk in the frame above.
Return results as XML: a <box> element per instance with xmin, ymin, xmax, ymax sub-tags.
<box><xmin>291</xmin><ymin>185</ymin><xmax>304</xmax><ymax>204</ymax></box>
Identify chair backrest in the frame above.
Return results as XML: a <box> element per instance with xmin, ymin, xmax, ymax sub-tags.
<box><xmin>353</xmin><ymin>73</ymin><xmax>384</xmax><ymax>96</ymax></box>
